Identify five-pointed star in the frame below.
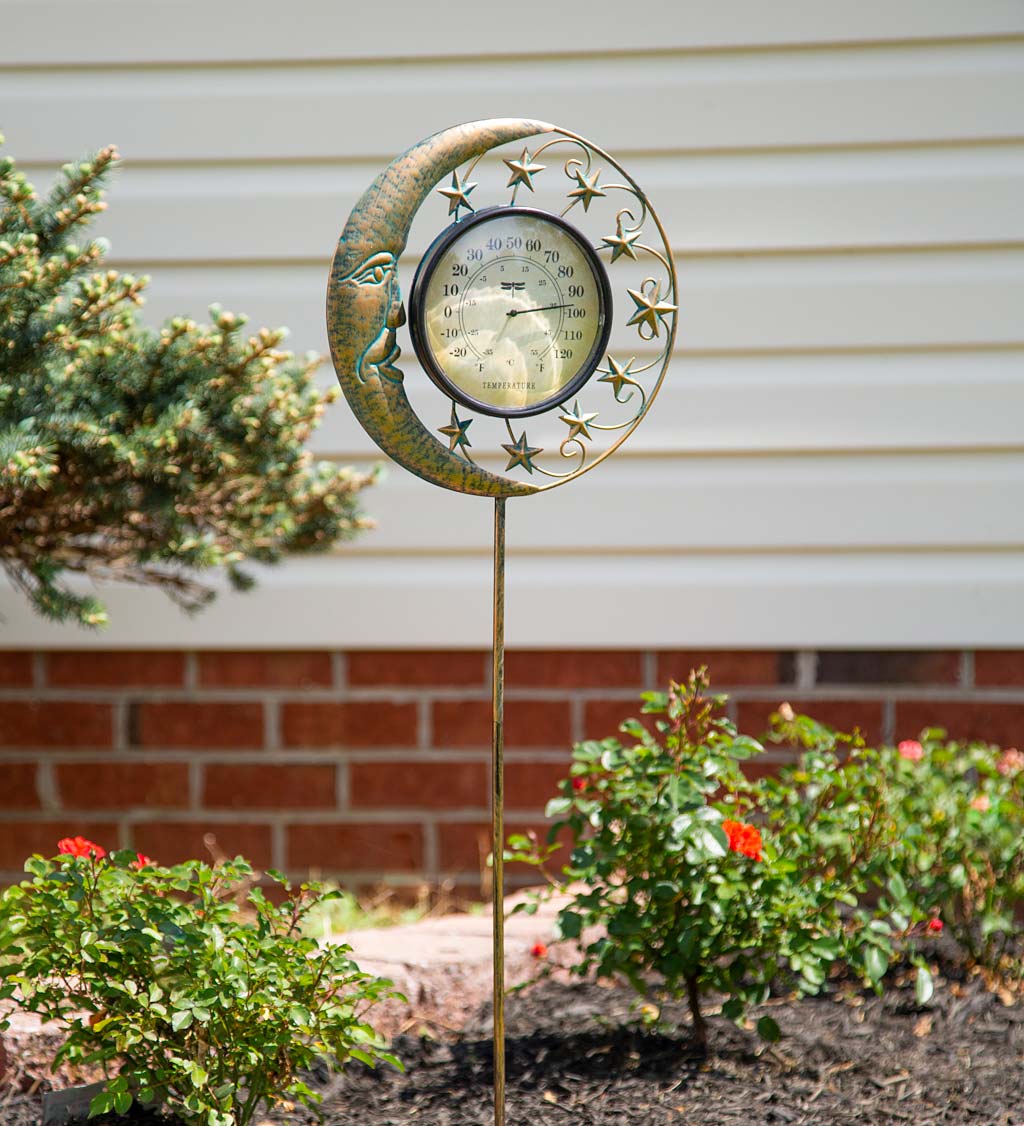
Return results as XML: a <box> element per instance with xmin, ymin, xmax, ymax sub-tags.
<box><xmin>504</xmin><ymin>147</ymin><xmax>545</xmax><ymax>192</ymax></box>
<box><xmin>600</xmin><ymin>224</ymin><xmax>642</xmax><ymax>262</ymax></box>
<box><xmin>437</xmin><ymin>171</ymin><xmax>477</xmax><ymax>216</ymax></box>
<box><xmin>438</xmin><ymin>407</ymin><xmax>473</xmax><ymax>453</ymax></box>
<box><xmin>567</xmin><ymin>168</ymin><xmax>606</xmax><ymax>212</ymax></box>
<box><xmin>559</xmin><ymin>400</ymin><xmax>599</xmax><ymax>441</ymax></box>
<box><xmin>502</xmin><ymin>430</ymin><xmax>543</xmax><ymax>473</ymax></box>
<box><xmin>626</xmin><ymin>283</ymin><xmax>678</xmax><ymax>337</ymax></box>
<box><xmin>598</xmin><ymin>356</ymin><xmax>640</xmax><ymax>398</ymax></box>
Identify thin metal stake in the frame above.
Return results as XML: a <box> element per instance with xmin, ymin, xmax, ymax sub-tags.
<box><xmin>491</xmin><ymin>496</ymin><xmax>507</xmax><ymax>1126</ymax></box>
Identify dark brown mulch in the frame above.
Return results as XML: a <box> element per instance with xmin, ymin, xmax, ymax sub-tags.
<box><xmin>5</xmin><ymin>972</ymin><xmax>1023</xmax><ymax>1125</ymax></box>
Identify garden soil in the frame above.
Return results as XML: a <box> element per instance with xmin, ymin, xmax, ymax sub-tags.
<box><xmin>4</xmin><ymin>967</ymin><xmax>1023</xmax><ymax>1126</ymax></box>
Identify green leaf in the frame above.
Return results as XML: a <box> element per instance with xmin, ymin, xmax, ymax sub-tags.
<box><xmin>171</xmin><ymin>1009</ymin><xmax>194</xmax><ymax>1031</ymax></box>
<box><xmin>544</xmin><ymin>796</ymin><xmax>572</xmax><ymax>818</ymax></box>
<box><xmin>729</xmin><ymin>735</ymin><xmax>763</xmax><ymax>758</ymax></box>
<box><xmin>756</xmin><ymin>1016</ymin><xmax>781</xmax><ymax>1042</ymax></box>
<box><xmin>555</xmin><ymin>911</ymin><xmax>583</xmax><ymax>940</ymax></box>
<box><xmin>88</xmin><ymin>1089</ymin><xmax>115</xmax><ymax>1116</ymax></box>
<box><xmin>915</xmin><ymin>965</ymin><xmax>934</xmax><ymax>1005</ymax></box>
<box><xmin>695</xmin><ymin>825</ymin><xmax>727</xmax><ymax>859</ymax></box>
<box><xmin>887</xmin><ymin>873</ymin><xmax>908</xmax><ymax>903</ymax></box>
<box><xmin>721</xmin><ymin>997</ymin><xmax>744</xmax><ymax>1021</ymax></box>
<box><xmin>864</xmin><ymin>946</ymin><xmax>888</xmax><ymax>984</ymax></box>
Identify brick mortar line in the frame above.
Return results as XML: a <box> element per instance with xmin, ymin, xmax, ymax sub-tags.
<box><xmin>35</xmin><ymin>760</ymin><xmax>59</xmax><ymax>812</ymax></box>
<box><xmin>336</xmin><ymin>761</ymin><xmax>350</xmax><ymax>811</ymax></box>
<box><xmin>188</xmin><ymin>760</ymin><xmax>201</xmax><ymax>811</ymax></box>
<box><xmin>416</xmin><ymin>698</ymin><xmax>431</xmax><ymax>750</ymax></box>
<box><xmin>569</xmin><ymin>696</ymin><xmax>584</xmax><ymax>744</ymax></box>
<box><xmin>422</xmin><ymin>820</ymin><xmax>440</xmax><ymax>883</ymax></box>
<box><xmin>0</xmin><ymin>809</ymin><xmax>560</xmax><ymax>825</ymax></box>
<box><xmin>730</xmin><ymin>687</ymin><xmax>1024</xmax><ymax>701</ymax></box>
<box><xmin>7</xmin><ymin>683</ymin><xmax>1020</xmax><ymax>703</ymax></box>
<box><xmin>0</xmin><ymin>749</ymin><xmax>577</xmax><ymax>763</ymax></box>
<box><xmin>0</xmin><ymin>686</ymin><xmax>651</xmax><ymax>703</ymax></box>
<box><xmin>795</xmin><ymin>650</ymin><xmax>818</xmax><ymax>690</ymax></box>
<box><xmin>112</xmin><ymin>699</ymin><xmax>129</xmax><ymax>751</ymax></box>
<box><xmin>881</xmin><ymin>699</ymin><xmax>896</xmax><ymax>745</ymax></box>
<box><xmin>332</xmin><ymin>651</ymin><xmax>347</xmax><ymax>691</ymax></box>
<box><xmin>264</xmin><ymin>699</ymin><xmax>281</xmax><ymax>751</ymax></box>
<box><xmin>270</xmin><ymin>823</ymin><xmax>286</xmax><ymax>871</ymax></box>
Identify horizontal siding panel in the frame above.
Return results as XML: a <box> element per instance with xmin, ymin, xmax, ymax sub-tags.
<box><xmin>331</xmin><ymin>453</ymin><xmax>1024</xmax><ymax>553</ymax></box>
<box><xmin>2</xmin><ymin>552</ymin><xmax>1022</xmax><ymax>649</ymax></box>
<box><xmin>3</xmin><ymin>42</ymin><xmax>1023</xmax><ymax>164</ymax></box>
<box><xmin>21</xmin><ymin>145</ymin><xmax>1023</xmax><ymax>262</ymax></box>
<box><xmin>125</xmin><ymin>249</ymin><xmax>1024</xmax><ymax>354</ymax></box>
<box><xmin>310</xmin><ymin>352</ymin><xmax>1024</xmax><ymax>456</ymax></box>
<box><xmin>2</xmin><ymin>1</ymin><xmax>1021</xmax><ymax>65</ymax></box>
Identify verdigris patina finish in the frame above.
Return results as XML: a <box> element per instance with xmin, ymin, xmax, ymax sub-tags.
<box><xmin>326</xmin><ymin>118</ymin><xmax>551</xmax><ymax>498</ymax></box>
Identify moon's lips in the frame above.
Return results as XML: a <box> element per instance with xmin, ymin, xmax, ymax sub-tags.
<box><xmin>327</xmin><ymin>119</ymin><xmax>553</xmax><ymax>499</ymax></box>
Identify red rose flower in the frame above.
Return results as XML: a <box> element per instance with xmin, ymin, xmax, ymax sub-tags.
<box><xmin>571</xmin><ymin>777</ymin><xmax>587</xmax><ymax>792</ymax></box>
<box><xmin>530</xmin><ymin>942</ymin><xmax>548</xmax><ymax>958</ymax></box>
<box><xmin>721</xmin><ymin>819</ymin><xmax>763</xmax><ymax>862</ymax></box>
<box><xmin>898</xmin><ymin>740</ymin><xmax>924</xmax><ymax>762</ymax></box>
<box><xmin>57</xmin><ymin>836</ymin><xmax>106</xmax><ymax>860</ymax></box>
<box><xmin>927</xmin><ymin>918</ymin><xmax>944</xmax><ymax>933</ymax></box>
<box><xmin>130</xmin><ymin>853</ymin><xmax>154</xmax><ymax>870</ymax></box>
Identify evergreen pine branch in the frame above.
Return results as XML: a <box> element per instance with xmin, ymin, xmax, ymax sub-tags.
<box><xmin>0</xmin><ymin>137</ymin><xmax>375</xmax><ymax>629</ymax></box>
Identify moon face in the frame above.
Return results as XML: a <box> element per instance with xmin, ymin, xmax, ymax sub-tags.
<box><xmin>327</xmin><ymin>119</ymin><xmax>553</xmax><ymax>498</ymax></box>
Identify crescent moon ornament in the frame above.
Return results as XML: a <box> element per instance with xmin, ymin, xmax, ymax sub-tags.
<box><xmin>327</xmin><ymin>119</ymin><xmax>551</xmax><ymax>498</ymax></box>
<box><xmin>326</xmin><ymin>119</ymin><xmax>677</xmax><ymax>497</ymax></box>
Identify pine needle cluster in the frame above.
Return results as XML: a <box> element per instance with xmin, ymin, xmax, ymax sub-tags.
<box><xmin>0</xmin><ymin>138</ymin><xmax>374</xmax><ymax>627</ymax></box>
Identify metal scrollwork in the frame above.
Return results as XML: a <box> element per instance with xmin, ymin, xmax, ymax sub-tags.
<box><xmin>424</xmin><ymin>122</ymin><xmax>676</xmax><ymax>490</ymax></box>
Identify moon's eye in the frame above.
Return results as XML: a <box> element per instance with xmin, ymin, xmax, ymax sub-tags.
<box><xmin>346</xmin><ymin>252</ymin><xmax>395</xmax><ymax>288</ymax></box>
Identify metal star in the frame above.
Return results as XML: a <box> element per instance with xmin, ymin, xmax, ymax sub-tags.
<box><xmin>600</xmin><ymin>220</ymin><xmax>642</xmax><ymax>262</ymax></box>
<box><xmin>502</xmin><ymin>430</ymin><xmax>543</xmax><ymax>473</ymax></box>
<box><xmin>438</xmin><ymin>406</ymin><xmax>473</xmax><ymax>453</ymax></box>
<box><xmin>559</xmin><ymin>400</ymin><xmax>599</xmax><ymax>441</ymax></box>
<box><xmin>626</xmin><ymin>281</ymin><xmax>677</xmax><ymax>338</ymax></box>
<box><xmin>598</xmin><ymin>356</ymin><xmax>641</xmax><ymax>398</ymax></box>
<box><xmin>504</xmin><ymin>148</ymin><xmax>545</xmax><ymax>192</ymax></box>
<box><xmin>437</xmin><ymin>170</ymin><xmax>477</xmax><ymax>216</ymax></box>
<box><xmin>567</xmin><ymin>168</ymin><xmax>606</xmax><ymax>212</ymax></box>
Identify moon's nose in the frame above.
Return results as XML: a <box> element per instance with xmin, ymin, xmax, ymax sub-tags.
<box><xmin>387</xmin><ymin>303</ymin><xmax>407</xmax><ymax>329</ymax></box>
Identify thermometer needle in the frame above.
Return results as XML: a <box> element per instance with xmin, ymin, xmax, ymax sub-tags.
<box><xmin>507</xmin><ymin>303</ymin><xmax>574</xmax><ymax>317</ymax></box>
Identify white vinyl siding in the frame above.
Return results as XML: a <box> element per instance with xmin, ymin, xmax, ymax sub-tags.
<box><xmin>1</xmin><ymin>1</ymin><xmax>1022</xmax><ymax>647</ymax></box>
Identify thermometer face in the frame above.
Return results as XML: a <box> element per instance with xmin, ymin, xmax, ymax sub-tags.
<box><xmin>410</xmin><ymin>207</ymin><xmax>612</xmax><ymax>418</ymax></box>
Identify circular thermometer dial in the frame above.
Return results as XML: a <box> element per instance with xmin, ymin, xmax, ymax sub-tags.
<box><xmin>410</xmin><ymin>207</ymin><xmax>612</xmax><ymax>418</ymax></box>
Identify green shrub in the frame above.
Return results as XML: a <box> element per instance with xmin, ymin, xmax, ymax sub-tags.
<box><xmin>509</xmin><ymin>671</ymin><xmax>899</xmax><ymax>1050</ymax></box>
<box><xmin>0</xmin><ymin>137</ymin><xmax>374</xmax><ymax>627</ymax></box>
<box><xmin>886</xmin><ymin>734</ymin><xmax>1024</xmax><ymax>978</ymax></box>
<box><xmin>0</xmin><ymin>841</ymin><xmax>400</xmax><ymax>1125</ymax></box>
<box><xmin>755</xmin><ymin>714</ymin><xmax>937</xmax><ymax>1000</ymax></box>
<box><xmin>760</xmin><ymin>714</ymin><xmax>1024</xmax><ymax>989</ymax></box>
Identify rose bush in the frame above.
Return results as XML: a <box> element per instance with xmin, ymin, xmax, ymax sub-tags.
<box><xmin>0</xmin><ymin>843</ymin><xmax>400</xmax><ymax>1125</ymax></box>
<box><xmin>508</xmin><ymin>671</ymin><xmax>899</xmax><ymax>1050</ymax></box>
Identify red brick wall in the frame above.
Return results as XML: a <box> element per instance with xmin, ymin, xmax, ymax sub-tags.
<box><xmin>1</xmin><ymin>649</ymin><xmax>1022</xmax><ymax>892</ymax></box>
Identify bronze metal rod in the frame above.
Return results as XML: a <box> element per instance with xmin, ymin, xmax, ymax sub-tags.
<box><xmin>491</xmin><ymin>495</ymin><xmax>507</xmax><ymax>1126</ymax></box>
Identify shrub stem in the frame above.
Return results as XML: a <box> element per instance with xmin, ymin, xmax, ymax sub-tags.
<box><xmin>684</xmin><ymin>973</ymin><xmax>707</xmax><ymax>1054</ymax></box>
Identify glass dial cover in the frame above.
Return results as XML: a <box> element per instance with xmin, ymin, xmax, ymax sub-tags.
<box><xmin>409</xmin><ymin>207</ymin><xmax>612</xmax><ymax>418</ymax></box>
